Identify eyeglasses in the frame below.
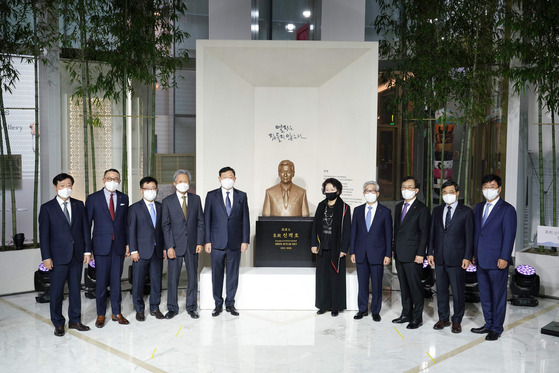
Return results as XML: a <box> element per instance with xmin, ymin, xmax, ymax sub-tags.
<box><xmin>364</xmin><ymin>189</ymin><xmax>378</xmax><ymax>193</ymax></box>
<box><xmin>105</xmin><ymin>177</ymin><xmax>120</xmax><ymax>182</ymax></box>
<box><xmin>141</xmin><ymin>187</ymin><xmax>158</xmax><ymax>191</ymax></box>
<box><xmin>482</xmin><ymin>186</ymin><xmax>499</xmax><ymax>190</ymax></box>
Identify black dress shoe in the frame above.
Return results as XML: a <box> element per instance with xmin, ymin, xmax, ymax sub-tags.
<box><xmin>165</xmin><ymin>311</ymin><xmax>178</xmax><ymax>319</ymax></box>
<box><xmin>226</xmin><ymin>306</ymin><xmax>239</xmax><ymax>316</ymax></box>
<box><xmin>331</xmin><ymin>310</ymin><xmax>339</xmax><ymax>317</ymax></box>
<box><xmin>471</xmin><ymin>326</ymin><xmax>491</xmax><ymax>334</ymax></box>
<box><xmin>392</xmin><ymin>316</ymin><xmax>410</xmax><ymax>324</ymax></box>
<box><xmin>485</xmin><ymin>331</ymin><xmax>501</xmax><ymax>341</ymax></box>
<box><xmin>187</xmin><ymin>310</ymin><xmax>200</xmax><ymax>319</ymax></box>
<box><xmin>54</xmin><ymin>325</ymin><xmax>65</xmax><ymax>337</ymax></box>
<box><xmin>150</xmin><ymin>309</ymin><xmax>165</xmax><ymax>319</ymax></box>
<box><xmin>136</xmin><ymin>312</ymin><xmax>145</xmax><ymax>322</ymax></box>
<box><xmin>353</xmin><ymin>311</ymin><xmax>368</xmax><ymax>319</ymax></box>
<box><xmin>317</xmin><ymin>309</ymin><xmax>327</xmax><ymax>315</ymax></box>
<box><xmin>212</xmin><ymin>307</ymin><xmax>223</xmax><ymax>317</ymax></box>
<box><xmin>372</xmin><ymin>314</ymin><xmax>381</xmax><ymax>322</ymax></box>
<box><xmin>69</xmin><ymin>322</ymin><xmax>90</xmax><ymax>331</ymax></box>
<box><xmin>406</xmin><ymin>321</ymin><xmax>423</xmax><ymax>329</ymax></box>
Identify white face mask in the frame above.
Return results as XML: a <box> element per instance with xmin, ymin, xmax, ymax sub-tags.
<box><xmin>221</xmin><ymin>178</ymin><xmax>235</xmax><ymax>190</ymax></box>
<box><xmin>401</xmin><ymin>189</ymin><xmax>416</xmax><ymax>200</ymax></box>
<box><xmin>143</xmin><ymin>190</ymin><xmax>157</xmax><ymax>202</ymax></box>
<box><xmin>364</xmin><ymin>192</ymin><xmax>377</xmax><ymax>204</ymax></box>
<box><xmin>57</xmin><ymin>188</ymin><xmax>72</xmax><ymax>199</ymax></box>
<box><xmin>105</xmin><ymin>181</ymin><xmax>119</xmax><ymax>192</ymax></box>
<box><xmin>483</xmin><ymin>188</ymin><xmax>499</xmax><ymax>201</ymax></box>
<box><xmin>442</xmin><ymin>194</ymin><xmax>457</xmax><ymax>205</ymax></box>
<box><xmin>176</xmin><ymin>183</ymin><xmax>189</xmax><ymax>193</ymax></box>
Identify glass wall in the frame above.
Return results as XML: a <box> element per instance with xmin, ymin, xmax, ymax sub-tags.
<box><xmin>253</xmin><ymin>0</ymin><xmax>320</xmax><ymax>40</ymax></box>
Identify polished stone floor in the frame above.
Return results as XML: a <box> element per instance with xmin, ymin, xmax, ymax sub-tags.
<box><xmin>0</xmin><ymin>283</ymin><xmax>558</xmax><ymax>373</ymax></box>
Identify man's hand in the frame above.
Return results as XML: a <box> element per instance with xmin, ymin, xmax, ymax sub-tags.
<box><xmin>339</xmin><ymin>252</ymin><xmax>346</xmax><ymax>258</ymax></box>
<box><xmin>83</xmin><ymin>254</ymin><xmax>91</xmax><ymax>265</ymax></box>
<box><xmin>350</xmin><ymin>254</ymin><xmax>356</xmax><ymax>264</ymax></box>
<box><xmin>311</xmin><ymin>246</ymin><xmax>318</xmax><ymax>254</ymax></box>
<box><xmin>196</xmin><ymin>245</ymin><xmax>203</xmax><ymax>254</ymax></box>
<box><xmin>428</xmin><ymin>255</ymin><xmax>434</xmax><ymax>267</ymax></box>
<box><xmin>414</xmin><ymin>255</ymin><xmax>424</xmax><ymax>264</ymax></box>
<box><xmin>461</xmin><ymin>259</ymin><xmax>471</xmax><ymax>269</ymax></box>
<box><xmin>131</xmin><ymin>252</ymin><xmax>140</xmax><ymax>262</ymax></box>
<box><xmin>125</xmin><ymin>245</ymin><xmax>130</xmax><ymax>258</ymax></box>
<box><xmin>383</xmin><ymin>256</ymin><xmax>391</xmax><ymax>265</ymax></box>
<box><xmin>43</xmin><ymin>259</ymin><xmax>53</xmax><ymax>270</ymax></box>
<box><xmin>163</xmin><ymin>250</ymin><xmax>167</xmax><ymax>260</ymax></box>
<box><xmin>241</xmin><ymin>243</ymin><xmax>248</xmax><ymax>253</ymax></box>
<box><xmin>167</xmin><ymin>247</ymin><xmax>176</xmax><ymax>259</ymax></box>
<box><xmin>497</xmin><ymin>258</ymin><xmax>508</xmax><ymax>269</ymax></box>
<box><xmin>205</xmin><ymin>243</ymin><xmax>212</xmax><ymax>254</ymax></box>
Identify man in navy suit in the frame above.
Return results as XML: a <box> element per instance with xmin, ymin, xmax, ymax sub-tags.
<box><xmin>471</xmin><ymin>174</ymin><xmax>517</xmax><ymax>341</ymax></box>
<box><xmin>428</xmin><ymin>180</ymin><xmax>474</xmax><ymax>334</ymax></box>
<box><xmin>161</xmin><ymin>169</ymin><xmax>205</xmax><ymax>319</ymax></box>
<box><xmin>349</xmin><ymin>180</ymin><xmax>392</xmax><ymax>322</ymax></box>
<box><xmin>128</xmin><ymin>176</ymin><xmax>166</xmax><ymax>322</ymax></box>
<box><xmin>204</xmin><ymin>166</ymin><xmax>250</xmax><ymax>317</ymax></box>
<box><xmin>40</xmin><ymin>173</ymin><xmax>92</xmax><ymax>336</ymax></box>
<box><xmin>392</xmin><ymin>176</ymin><xmax>431</xmax><ymax>329</ymax></box>
<box><xmin>86</xmin><ymin>168</ymin><xmax>130</xmax><ymax>328</ymax></box>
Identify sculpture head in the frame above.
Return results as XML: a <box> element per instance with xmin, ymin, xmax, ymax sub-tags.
<box><xmin>278</xmin><ymin>160</ymin><xmax>295</xmax><ymax>185</ymax></box>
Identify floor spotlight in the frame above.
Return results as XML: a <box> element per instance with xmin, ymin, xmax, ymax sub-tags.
<box><xmin>465</xmin><ymin>263</ymin><xmax>480</xmax><ymax>303</ymax></box>
<box><xmin>510</xmin><ymin>264</ymin><xmax>540</xmax><ymax>307</ymax></box>
<box><xmin>34</xmin><ymin>263</ymin><xmax>51</xmax><ymax>303</ymax></box>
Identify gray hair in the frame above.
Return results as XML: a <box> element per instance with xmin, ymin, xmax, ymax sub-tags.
<box><xmin>173</xmin><ymin>169</ymin><xmax>192</xmax><ymax>183</ymax></box>
<box><xmin>362</xmin><ymin>180</ymin><xmax>379</xmax><ymax>191</ymax></box>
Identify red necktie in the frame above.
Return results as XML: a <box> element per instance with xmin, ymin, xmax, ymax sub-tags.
<box><xmin>109</xmin><ymin>192</ymin><xmax>115</xmax><ymax>220</ymax></box>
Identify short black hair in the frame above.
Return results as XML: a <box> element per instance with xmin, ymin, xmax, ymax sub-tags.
<box><xmin>481</xmin><ymin>174</ymin><xmax>501</xmax><ymax>187</ymax></box>
<box><xmin>402</xmin><ymin>176</ymin><xmax>420</xmax><ymax>190</ymax></box>
<box><xmin>322</xmin><ymin>178</ymin><xmax>343</xmax><ymax>195</ymax></box>
<box><xmin>52</xmin><ymin>173</ymin><xmax>74</xmax><ymax>186</ymax></box>
<box><xmin>219</xmin><ymin>166</ymin><xmax>236</xmax><ymax>177</ymax></box>
<box><xmin>104</xmin><ymin>168</ymin><xmax>120</xmax><ymax>177</ymax></box>
<box><xmin>140</xmin><ymin>176</ymin><xmax>158</xmax><ymax>188</ymax></box>
<box><xmin>441</xmin><ymin>180</ymin><xmax>460</xmax><ymax>192</ymax></box>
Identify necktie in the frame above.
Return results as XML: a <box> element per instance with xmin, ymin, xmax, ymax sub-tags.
<box><xmin>366</xmin><ymin>206</ymin><xmax>372</xmax><ymax>232</ymax></box>
<box><xmin>149</xmin><ymin>203</ymin><xmax>156</xmax><ymax>228</ymax></box>
<box><xmin>63</xmin><ymin>201</ymin><xmax>71</xmax><ymax>225</ymax></box>
<box><xmin>400</xmin><ymin>202</ymin><xmax>409</xmax><ymax>223</ymax></box>
<box><xmin>226</xmin><ymin>191</ymin><xmax>232</xmax><ymax>216</ymax></box>
<box><xmin>109</xmin><ymin>192</ymin><xmax>115</xmax><ymax>220</ymax></box>
<box><xmin>445</xmin><ymin>205</ymin><xmax>452</xmax><ymax>230</ymax></box>
<box><xmin>182</xmin><ymin>196</ymin><xmax>187</xmax><ymax>219</ymax></box>
<box><xmin>482</xmin><ymin>203</ymin><xmax>492</xmax><ymax>226</ymax></box>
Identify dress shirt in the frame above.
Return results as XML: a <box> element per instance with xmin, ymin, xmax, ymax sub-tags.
<box><xmin>483</xmin><ymin>196</ymin><xmax>500</xmax><ymax>223</ymax></box>
<box><xmin>443</xmin><ymin>200</ymin><xmax>459</xmax><ymax>225</ymax></box>
<box><xmin>176</xmin><ymin>191</ymin><xmax>188</xmax><ymax>208</ymax></box>
<box><xmin>56</xmin><ymin>196</ymin><xmax>72</xmax><ymax>222</ymax></box>
<box><xmin>364</xmin><ymin>202</ymin><xmax>378</xmax><ymax>222</ymax></box>
<box><xmin>103</xmin><ymin>188</ymin><xmax>117</xmax><ymax>212</ymax></box>
<box><xmin>221</xmin><ymin>187</ymin><xmax>234</xmax><ymax>207</ymax></box>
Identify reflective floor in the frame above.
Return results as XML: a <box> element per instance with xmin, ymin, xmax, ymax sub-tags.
<box><xmin>1</xmin><ymin>280</ymin><xmax>558</xmax><ymax>373</ymax></box>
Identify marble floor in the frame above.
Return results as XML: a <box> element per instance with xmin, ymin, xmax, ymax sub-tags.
<box><xmin>1</xmin><ymin>283</ymin><xmax>558</xmax><ymax>373</ymax></box>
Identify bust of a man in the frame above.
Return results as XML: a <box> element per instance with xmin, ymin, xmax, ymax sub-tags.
<box><xmin>262</xmin><ymin>160</ymin><xmax>309</xmax><ymax>217</ymax></box>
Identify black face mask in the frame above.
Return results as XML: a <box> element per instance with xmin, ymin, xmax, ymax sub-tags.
<box><xmin>325</xmin><ymin>192</ymin><xmax>338</xmax><ymax>201</ymax></box>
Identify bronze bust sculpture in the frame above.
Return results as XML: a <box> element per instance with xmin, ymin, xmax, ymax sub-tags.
<box><xmin>262</xmin><ymin>160</ymin><xmax>309</xmax><ymax>217</ymax></box>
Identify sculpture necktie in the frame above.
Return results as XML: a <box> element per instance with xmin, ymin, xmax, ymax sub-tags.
<box><xmin>226</xmin><ymin>191</ymin><xmax>232</xmax><ymax>216</ymax></box>
<box><xmin>182</xmin><ymin>196</ymin><xmax>187</xmax><ymax>219</ymax></box>
<box><xmin>149</xmin><ymin>203</ymin><xmax>156</xmax><ymax>228</ymax></box>
<box><xmin>445</xmin><ymin>205</ymin><xmax>452</xmax><ymax>230</ymax></box>
<box><xmin>283</xmin><ymin>189</ymin><xmax>289</xmax><ymax>209</ymax></box>
<box><xmin>63</xmin><ymin>201</ymin><xmax>71</xmax><ymax>225</ymax></box>
<box><xmin>366</xmin><ymin>206</ymin><xmax>372</xmax><ymax>232</ymax></box>
<box><xmin>482</xmin><ymin>203</ymin><xmax>491</xmax><ymax>226</ymax></box>
<box><xmin>400</xmin><ymin>202</ymin><xmax>409</xmax><ymax>223</ymax></box>
<box><xmin>109</xmin><ymin>193</ymin><xmax>115</xmax><ymax>220</ymax></box>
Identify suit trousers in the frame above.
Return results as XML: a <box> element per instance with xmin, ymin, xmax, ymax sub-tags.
<box><xmin>49</xmin><ymin>254</ymin><xmax>83</xmax><ymax>327</ymax></box>
<box><xmin>435</xmin><ymin>264</ymin><xmax>466</xmax><ymax>323</ymax></box>
<box><xmin>395</xmin><ymin>259</ymin><xmax>424</xmax><ymax>323</ymax></box>
<box><xmin>167</xmin><ymin>252</ymin><xmax>199</xmax><ymax>312</ymax></box>
<box><xmin>132</xmin><ymin>254</ymin><xmax>163</xmax><ymax>313</ymax></box>
<box><xmin>477</xmin><ymin>266</ymin><xmax>509</xmax><ymax>334</ymax></box>
<box><xmin>356</xmin><ymin>261</ymin><xmax>384</xmax><ymax>314</ymax></box>
<box><xmin>210</xmin><ymin>247</ymin><xmax>241</xmax><ymax>308</ymax></box>
<box><xmin>95</xmin><ymin>241</ymin><xmax>124</xmax><ymax>316</ymax></box>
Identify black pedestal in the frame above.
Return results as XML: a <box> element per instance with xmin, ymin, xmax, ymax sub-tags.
<box><xmin>254</xmin><ymin>216</ymin><xmax>315</xmax><ymax>267</ymax></box>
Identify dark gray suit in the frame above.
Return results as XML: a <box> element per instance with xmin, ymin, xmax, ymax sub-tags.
<box><xmin>162</xmin><ymin>192</ymin><xmax>205</xmax><ymax>312</ymax></box>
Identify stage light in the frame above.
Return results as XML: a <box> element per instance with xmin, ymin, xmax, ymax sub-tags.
<box><xmin>302</xmin><ymin>10</ymin><xmax>311</xmax><ymax>18</ymax></box>
<box><xmin>464</xmin><ymin>263</ymin><xmax>480</xmax><ymax>303</ymax></box>
<box><xmin>83</xmin><ymin>260</ymin><xmax>97</xmax><ymax>299</ymax></box>
<box><xmin>285</xmin><ymin>24</ymin><xmax>296</xmax><ymax>32</ymax></box>
<box><xmin>510</xmin><ymin>264</ymin><xmax>540</xmax><ymax>307</ymax></box>
<box><xmin>34</xmin><ymin>263</ymin><xmax>51</xmax><ymax>303</ymax></box>
<box><xmin>422</xmin><ymin>259</ymin><xmax>434</xmax><ymax>298</ymax></box>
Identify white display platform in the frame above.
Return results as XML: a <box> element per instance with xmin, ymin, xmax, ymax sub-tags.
<box><xmin>200</xmin><ymin>267</ymin><xmax>358</xmax><ymax>310</ymax></box>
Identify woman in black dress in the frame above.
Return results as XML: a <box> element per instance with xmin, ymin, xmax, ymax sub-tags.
<box><xmin>311</xmin><ymin>178</ymin><xmax>351</xmax><ymax>316</ymax></box>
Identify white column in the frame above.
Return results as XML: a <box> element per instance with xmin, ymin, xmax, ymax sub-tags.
<box><xmin>321</xmin><ymin>0</ymin><xmax>366</xmax><ymax>41</ymax></box>
<box><xmin>209</xmin><ymin>0</ymin><xmax>251</xmax><ymax>40</ymax></box>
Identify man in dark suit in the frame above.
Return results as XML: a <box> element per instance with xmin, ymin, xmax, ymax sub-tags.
<box><xmin>392</xmin><ymin>176</ymin><xmax>431</xmax><ymax>329</ymax></box>
<box><xmin>204</xmin><ymin>166</ymin><xmax>250</xmax><ymax>317</ymax></box>
<box><xmin>161</xmin><ymin>169</ymin><xmax>205</xmax><ymax>319</ymax></box>
<box><xmin>86</xmin><ymin>168</ymin><xmax>130</xmax><ymax>328</ymax></box>
<box><xmin>39</xmin><ymin>173</ymin><xmax>92</xmax><ymax>336</ymax></box>
<box><xmin>471</xmin><ymin>174</ymin><xmax>517</xmax><ymax>341</ymax></box>
<box><xmin>428</xmin><ymin>180</ymin><xmax>474</xmax><ymax>334</ymax></box>
<box><xmin>350</xmin><ymin>180</ymin><xmax>392</xmax><ymax>322</ymax></box>
<box><xmin>128</xmin><ymin>176</ymin><xmax>166</xmax><ymax>322</ymax></box>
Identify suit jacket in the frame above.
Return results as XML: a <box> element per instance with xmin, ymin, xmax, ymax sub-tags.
<box><xmin>85</xmin><ymin>189</ymin><xmax>129</xmax><ymax>256</ymax></box>
<box><xmin>473</xmin><ymin>198</ymin><xmax>517</xmax><ymax>269</ymax></box>
<box><xmin>428</xmin><ymin>203</ymin><xmax>474</xmax><ymax>267</ymax></box>
<box><xmin>39</xmin><ymin>196</ymin><xmax>91</xmax><ymax>264</ymax></box>
<box><xmin>349</xmin><ymin>202</ymin><xmax>393</xmax><ymax>265</ymax></box>
<box><xmin>262</xmin><ymin>183</ymin><xmax>309</xmax><ymax>216</ymax></box>
<box><xmin>393</xmin><ymin>199</ymin><xmax>431</xmax><ymax>263</ymax></box>
<box><xmin>161</xmin><ymin>192</ymin><xmax>205</xmax><ymax>256</ymax></box>
<box><xmin>128</xmin><ymin>199</ymin><xmax>165</xmax><ymax>260</ymax></box>
<box><xmin>204</xmin><ymin>188</ymin><xmax>250</xmax><ymax>250</ymax></box>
